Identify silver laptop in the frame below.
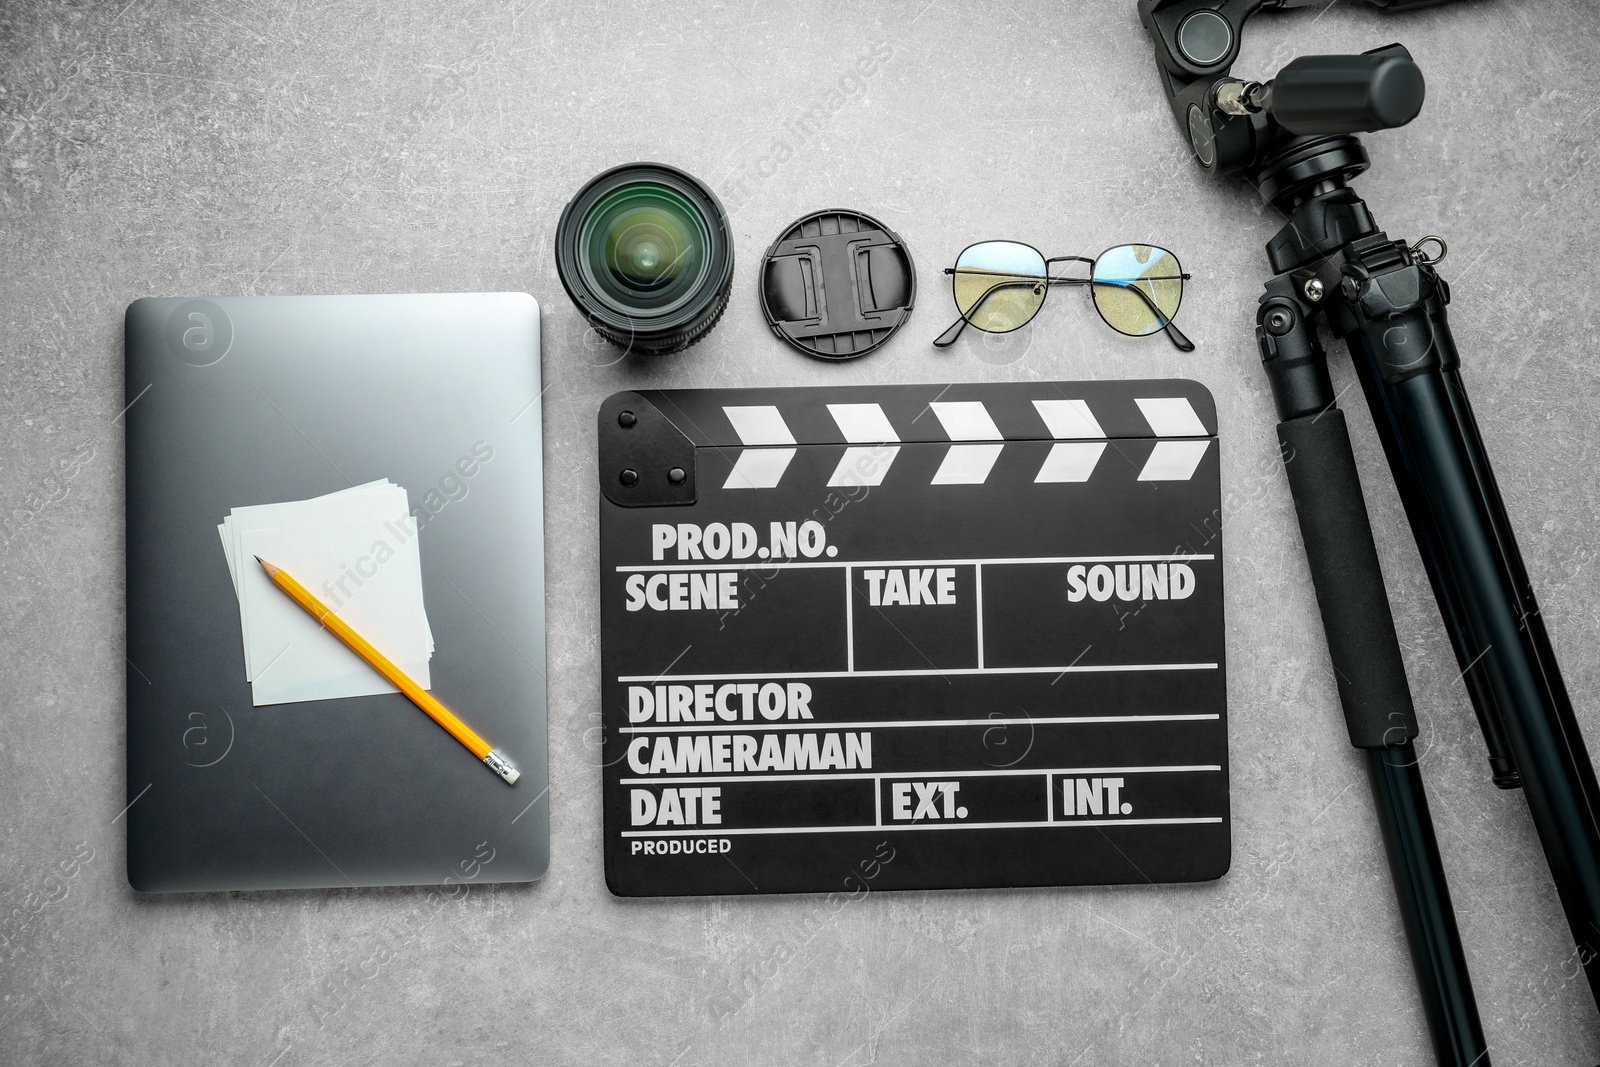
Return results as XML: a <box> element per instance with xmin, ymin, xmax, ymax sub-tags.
<box><xmin>124</xmin><ymin>293</ymin><xmax>548</xmax><ymax>892</ymax></box>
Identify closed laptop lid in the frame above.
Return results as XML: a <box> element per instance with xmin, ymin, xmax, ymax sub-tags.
<box><xmin>124</xmin><ymin>292</ymin><xmax>548</xmax><ymax>892</ymax></box>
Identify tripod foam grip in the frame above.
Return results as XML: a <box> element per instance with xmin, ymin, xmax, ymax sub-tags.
<box><xmin>1278</xmin><ymin>410</ymin><xmax>1420</xmax><ymax>749</ymax></box>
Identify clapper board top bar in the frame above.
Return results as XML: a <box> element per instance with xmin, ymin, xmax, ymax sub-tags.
<box><xmin>659</xmin><ymin>382</ymin><xmax>1216</xmax><ymax>490</ymax></box>
<box><xmin>640</xmin><ymin>380</ymin><xmax>1217</xmax><ymax>446</ymax></box>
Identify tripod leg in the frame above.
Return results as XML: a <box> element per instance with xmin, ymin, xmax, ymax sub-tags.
<box><xmin>1279</xmin><ymin>408</ymin><xmax>1491</xmax><ymax>1067</ymax></box>
<box><xmin>1262</xmin><ymin>286</ymin><xmax>1491</xmax><ymax>1066</ymax></box>
<box><xmin>1366</xmin><ymin>743</ymin><xmax>1492</xmax><ymax>1067</ymax></box>
<box><xmin>1339</xmin><ymin>235</ymin><xmax>1600</xmax><ymax>1009</ymax></box>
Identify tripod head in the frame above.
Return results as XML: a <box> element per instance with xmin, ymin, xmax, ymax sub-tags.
<box><xmin>1135</xmin><ymin>0</ymin><xmax>1428</xmax><ymax>209</ymax></box>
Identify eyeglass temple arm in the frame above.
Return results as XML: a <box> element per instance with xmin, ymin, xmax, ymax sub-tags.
<box><xmin>1106</xmin><ymin>277</ymin><xmax>1195</xmax><ymax>352</ymax></box>
<box><xmin>1047</xmin><ymin>270</ymin><xmax>1196</xmax><ymax>353</ymax></box>
<box><xmin>933</xmin><ymin>275</ymin><xmax>1046</xmax><ymax>349</ymax></box>
<box><xmin>933</xmin><ymin>314</ymin><xmax>971</xmax><ymax>348</ymax></box>
<box><xmin>1160</xmin><ymin>315</ymin><xmax>1195</xmax><ymax>352</ymax></box>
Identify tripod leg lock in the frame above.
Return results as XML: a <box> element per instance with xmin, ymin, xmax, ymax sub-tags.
<box><xmin>1258</xmin><ymin>277</ymin><xmax>1335</xmax><ymax>422</ymax></box>
<box><xmin>1333</xmin><ymin>233</ymin><xmax>1460</xmax><ymax>382</ymax></box>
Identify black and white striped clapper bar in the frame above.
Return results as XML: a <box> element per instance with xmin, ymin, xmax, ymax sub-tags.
<box><xmin>597</xmin><ymin>380</ymin><xmax>1228</xmax><ymax>896</ymax></box>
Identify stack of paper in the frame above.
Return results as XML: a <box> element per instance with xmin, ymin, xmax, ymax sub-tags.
<box><xmin>218</xmin><ymin>480</ymin><xmax>434</xmax><ymax>707</ymax></box>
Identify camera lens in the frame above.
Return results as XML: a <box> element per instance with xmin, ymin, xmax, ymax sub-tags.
<box><xmin>555</xmin><ymin>163</ymin><xmax>733</xmax><ymax>356</ymax></box>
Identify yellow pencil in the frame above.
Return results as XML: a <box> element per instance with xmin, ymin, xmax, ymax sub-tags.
<box><xmin>254</xmin><ymin>556</ymin><xmax>519</xmax><ymax>785</ymax></box>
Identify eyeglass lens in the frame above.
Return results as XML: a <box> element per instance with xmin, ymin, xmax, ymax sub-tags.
<box><xmin>952</xmin><ymin>241</ymin><xmax>1048</xmax><ymax>334</ymax></box>
<box><xmin>1091</xmin><ymin>244</ymin><xmax>1184</xmax><ymax>337</ymax></box>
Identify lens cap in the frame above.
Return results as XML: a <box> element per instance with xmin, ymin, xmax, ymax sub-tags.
<box><xmin>759</xmin><ymin>209</ymin><xmax>915</xmax><ymax>360</ymax></box>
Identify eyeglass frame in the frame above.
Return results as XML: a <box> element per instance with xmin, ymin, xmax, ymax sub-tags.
<box><xmin>933</xmin><ymin>241</ymin><xmax>1195</xmax><ymax>352</ymax></box>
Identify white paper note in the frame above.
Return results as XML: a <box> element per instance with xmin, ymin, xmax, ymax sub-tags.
<box><xmin>218</xmin><ymin>482</ymin><xmax>434</xmax><ymax>706</ymax></box>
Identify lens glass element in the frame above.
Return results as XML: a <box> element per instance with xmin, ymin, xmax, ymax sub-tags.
<box><xmin>952</xmin><ymin>241</ymin><xmax>1047</xmax><ymax>334</ymax></box>
<box><xmin>1091</xmin><ymin>244</ymin><xmax>1184</xmax><ymax>337</ymax></box>
<box><xmin>578</xmin><ymin>183</ymin><xmax>711</xmax><ymax>316</ymax></box>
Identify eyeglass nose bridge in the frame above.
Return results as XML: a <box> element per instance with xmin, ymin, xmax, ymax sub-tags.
<box><xmin>1045</xmin><ymin>255</ymin><xmax>1097</xmax><ymax>284</ymax></box>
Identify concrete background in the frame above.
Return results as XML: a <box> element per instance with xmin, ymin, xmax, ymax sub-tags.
<box><xmin>3</xmin><ymin>0</ymin><xmax>1598</xmax><ymax>1063</ymax></box>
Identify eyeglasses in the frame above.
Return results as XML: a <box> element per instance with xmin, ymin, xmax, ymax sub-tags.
<box><xmin>934</xmin><ymin>241</ymin><xmax>1194</xmax><ymax>352</ymax></box>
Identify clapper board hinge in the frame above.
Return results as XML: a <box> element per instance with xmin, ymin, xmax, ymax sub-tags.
<box><xmin>599</xmin><ymin>391</ymin><xmax>697</xmax><ymax>507</ymax></box>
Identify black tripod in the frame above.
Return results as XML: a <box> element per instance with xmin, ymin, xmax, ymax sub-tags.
<box><xmin>1270</xmin><ymin>142</ymin><xmax>1600</xmax><ymax>1011</ymax></box>
<box><xmin>1139</xmin><ymin>2</ymin><xmax>1600</xmax><ymax>1064</ymax></box>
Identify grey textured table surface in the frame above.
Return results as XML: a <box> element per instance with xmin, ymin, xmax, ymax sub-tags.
<box><xmin>3</xmin><ymin>1</ymin><xmax>1598</xmax><ymax>1063</ymax></box>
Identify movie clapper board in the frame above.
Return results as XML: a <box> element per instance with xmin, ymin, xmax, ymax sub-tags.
<box><xmin>598</xmin><ymin>381</ymin><xmax>1228</xmax><ymax>896</ymax></box>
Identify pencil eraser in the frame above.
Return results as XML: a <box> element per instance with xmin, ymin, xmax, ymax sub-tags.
<box><xmin>484</xmin><ymin>748</ymin><xmax>520</xmax><ymax>785</ymax></box>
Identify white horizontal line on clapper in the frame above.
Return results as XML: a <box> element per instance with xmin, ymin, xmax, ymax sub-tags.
<box><xmin>616</xmin><ymin>663</ymin><xmax>1219</xmax><ymax>683</ymax></box>
<box><xmin>621</xmin><ymin>763</ymin><xmax>1223</xmax><ymax>785</ymax></box>
<box><xmin>620</xmin><ymin>817</ymin><xmax>1225</xmax><ymax>838</ymax></box>
<box><xmin>615</xmin><ymin>552</ymin><xmax>1216</xmax><ymax>573</ymax></box>
<box><xmin>619</xmin><ymin>714</ymin><xmax>1221</xmax><ymax>735</ymax></box>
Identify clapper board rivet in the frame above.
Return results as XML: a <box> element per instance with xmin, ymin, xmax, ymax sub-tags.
<box><xmin>619</xmin><ymin>468</ymin><xmax>639</xmax><ymax>487</ymax></box>
<box><xmin>667</xmin><ymin>467</ymin><xmax>687</xmax><ymax>485</ymax></box>
<box><xmin>618</xmin><ymin>411</ymin><xmax>637</xmax><ymax>428</ymax></box>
